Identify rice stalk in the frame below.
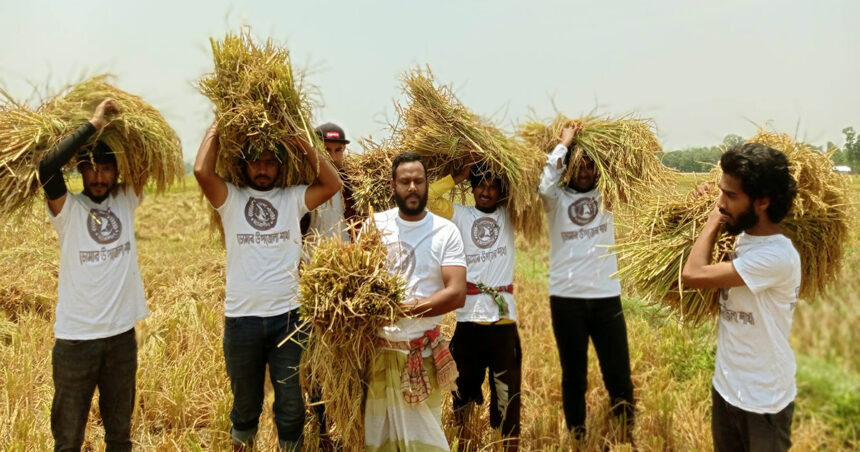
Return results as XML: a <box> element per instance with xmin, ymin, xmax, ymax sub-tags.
<box><xmin>0</xmin><ymin>76</ymin><xmax>183</xmax><ymax>216</ymax></box>
<box><xmin>298</xmin><ymin>223</ymin><xmax>408</xmax><ymax>449</ymax></box>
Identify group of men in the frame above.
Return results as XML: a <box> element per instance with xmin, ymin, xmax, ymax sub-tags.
<box><xmin>40</xmin><ymin>98</ymin><xmax>801</xmax><ymax>452</ymax></box>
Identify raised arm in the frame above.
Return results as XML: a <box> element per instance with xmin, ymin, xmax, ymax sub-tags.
<box><xmin>405</xmin><ymin>265</ymin><xmax>467</xmax><ymax>317</ymax></box>
<box><xmin>297</xmin><ymin>136</ymin><xmax>342</xmax><ymax>211</ymax></box>
<box><xmin>538</xmin><ymin>126</ymin><xmax>577</xmax><ymax>202</ymax></box>
<box><xmin>681</xmin><ymin>206</ymin><xmax>745</xmax><ymax>289</ymax></box>
<box><xmin>40</xmin><ymin>98</ymin><xmax>117</xmax><ymax>216</ymax></box>
<box><xmin>193</xmin><ymin>121</ymin><xmax>228</xmax><ymax>208</ymax></box>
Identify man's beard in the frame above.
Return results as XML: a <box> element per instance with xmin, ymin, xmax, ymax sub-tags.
<box><xmin>83</xmin><ymin>181</ymin><xmax>115</xmax><ymax>203</ymax></box>
<box><xmin>722</xmin><ymin>204</ymin><xmax>759</xmax><ymax>236</ymax></box>
<box><xmin>394</xmin><ymin>190</ymin><xmax>428</xmax><ymax>217</ymax></box>
<box><xmin>248</xmin><ymin>175</ymin><xmax>274</xmax><ymax>191</ymax></box>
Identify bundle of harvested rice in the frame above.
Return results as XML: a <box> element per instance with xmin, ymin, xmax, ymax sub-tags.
<box><xmin>391</xmin><ymin>67</ymin><xmax>545</xmax><ymax>242</ymax></box>
<box><xmin>298</xmin><ymin>224</ymin><xmax>407</xmax><ymax>449</ymax></box>
<box><xmin>517</xmin><ymin>114</ymin><xmax>674</xmax><ymax>211</ymax></box>
<box><xmin>198</xmin><ymin>29</ymin><xmax>326</xmax><ymax>188</ymax></box>
<box><xmin>0</xmin><ymin>76</ymin><xmax>183</xmax><ymax>217</ymax></box>
<box><xmin>613</xmin><ymin>130</ymin><xmax>851</xmax><ymax>324</ymax></box>
<box><xmin>342</xmin><ymin>137</ymin><xmax>399</xmax><ymax>215</ymax></box>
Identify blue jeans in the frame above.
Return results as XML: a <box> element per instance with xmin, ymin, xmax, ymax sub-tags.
<box><xmin>223</xmin><ymin>309</ymin><xmax>306</xmax><ymax>445</ymax></box>
<box><xmin>51</xmin><ymin>328</ymin><xmax>137</xmax><ymax>452</ymax></box>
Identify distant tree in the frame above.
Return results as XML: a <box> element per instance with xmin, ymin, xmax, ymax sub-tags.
<box><xmin>722</xmin><ymin>134</ymin><xmax>744</xmax><ymax>148</ymax></box>
<box><xmin>843</xmin><ymin>127</ymin><xmax>859</xmax><ymax>170</ymax></box>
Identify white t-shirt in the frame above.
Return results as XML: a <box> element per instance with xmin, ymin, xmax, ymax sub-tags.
<box><xmin>215</xmin><ymin>183</ymin><xmax>309</xmax><ymax>317</ymax></box>
<box><xmin>450</xmin><ymin>204</ymin><xmax>516</xmax><ymax>323</ymax></box>
<box><xmin>48</xmin><ymin>186</ymin><xmax>148</xmax><ymax>340</ymax></box>
<box><xmin>539</xmin><ymin>144</ymin><xmax>622</xmax><ymax>298</ymax></box>
<box><xmin>308</xmin><ymin>189</ymin><xmax>349</xmax><ymax>242</ymax></box>
<box><xmin>713</xmin><ymin>232</ymin><xmax>801</xmax><ymax>414</ymax></box>
<box><xmin>373</xmin><ymin>209</ymin><xmax>466</xmax><ymax>343</ymax></box>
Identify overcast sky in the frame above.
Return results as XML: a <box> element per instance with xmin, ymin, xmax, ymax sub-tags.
<box><xmin>1</xmin><ymin>0</ymin><xmax>858</xmax><ymax>163</ymax></box>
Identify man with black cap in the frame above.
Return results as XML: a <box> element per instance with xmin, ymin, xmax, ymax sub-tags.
<box><xmin>301</xmin><ymin>122</ymin><xmax>360</xmax><ymax>242</ymax></box>
<box><xmin>194</xmin><ymin>122</ymin><xmax>341</xmax><ymax>451</ymax></box>
<box><xmin>426</xmin><ymin>163</ymin><xmax>522</xmax><ymax>451</ymax></box>
<box><xmin>38</xmin><ymin>98</ymin><xmax>147</xmax><ymax>451</ymax></box>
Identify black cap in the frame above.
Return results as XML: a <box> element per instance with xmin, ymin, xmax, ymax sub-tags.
<box><xmin>76</xmin><ymin>141</ymin><xmax>117</xmax><ymax>166</ymax></box>
<box><xmin>315</xmin><ymin>122</ymin><xmax>349</xmax><ymax>144</ymax></box>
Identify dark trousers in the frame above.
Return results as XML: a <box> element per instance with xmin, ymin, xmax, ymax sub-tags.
<box><xmin>549</xmin><ymin>295</ymin><xmax>635</xmax><ymax>435</ymax></box>
<box><xmin>450</xmin><ymin>322</ymin><xmax>522</xmax><ymax>437</ymax></box>
<box><xmin>223</xmin><ymin>309</ymin><xmax>306</xmax><ymax>444</ymax></box>
<box><xmin>51</xmin><ymin>328</ymin><xmax>137</xmax><ymax>452</ymax></box>
<box><xmin>712</xmin><ymin>386</ymin><xmax>794</xmax><ymax>452</ymax></box>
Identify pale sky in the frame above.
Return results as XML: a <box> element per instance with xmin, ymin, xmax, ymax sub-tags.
<box><xmin>2</xmin><ymin>0</ymin><xmax>858</xmax><ymax>163</ymax></box>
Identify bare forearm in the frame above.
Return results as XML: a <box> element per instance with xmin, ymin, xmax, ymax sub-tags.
<box><xmin>193</xmin><ymin>126</ymin><xmax>218</xmax><ymax>178</ymax></box>
<box><xmin>406</xmin><ymin>286</ymin><xmax>466</xmax><ymax>317</ymax></box>
<box><xmin>684</xmin><ymin>218</ymin><xmax>721</xmax><ymax>275</ymax></box>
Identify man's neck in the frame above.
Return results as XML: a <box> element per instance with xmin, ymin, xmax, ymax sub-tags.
<box><xmin>745</xmin><ymin>219</ymin><xmax>782</xmax><ymax>236</ymax></box>
<box><xmin>475</xmin><ymin>204</ymin><xmax>497</xmax><ymax>214</ymax></box>
<box><xmin>398</xmin><ymin>210</ymin><xmax>427</xmax><ymax>222</ymax></box>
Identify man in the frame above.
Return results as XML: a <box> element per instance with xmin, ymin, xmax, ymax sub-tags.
<box><xmin>681</xmin><ymin>143</ymin><xmax>800</xmax><ymax>452</ymax></box>
<box><xmin>38</xmin><ymin>98</ymin><xmax>146</xmax><ymax>451</ymax></box>
<box><xmin>300</xmin><ymin>122</ymin><xmax>360</xmax><ymax>242</ymax></box>
<box><xmin>538</xmin><ymin>126</ymin><xmax>635</xmax><ymax>440</ymax></box>
<box><xmin>364</xmin><ymin>152</ymin><xmax>467</xmax><ymax>452</ymax></box>
<box><xmin>194</xmin><ymin>123</ymin><xmax>341</xmax><ymax>451</ymax></box>
<box><xmin>426</xmin><ymin>163</ymin><xmax>521</xmax><ymax>450</ymax></box>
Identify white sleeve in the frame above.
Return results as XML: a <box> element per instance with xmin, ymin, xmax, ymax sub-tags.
<box><xmin>125</xmin><ymin>185</ymin><xmax>143</xmax><ymax>210</ymax></box>
<box><xmin>439</xmin><ymin>223</ymin><xmax>466</xmax><ymax>268</ymax></box>
<box><xmin>46</xmin><ymin>193</ymin><xmax>75</xmax><ymax>233</ymax></box>
<box><xmin>294</xmin><ymin>184</ymin><xmax>311</xmax><ymax>216</ymax></box>
<box><xmin>732</xmin><ymin>245</ymin><xmax>793</xmax><ymax>295</ymax></box>
<box><xmin>538</xmin><ymin>144</ymin><xmax>569</xmax><ymax>203</ymax></box>
<box><xmin>214</xmin><ymin>183</ymin><xmax>237</xmax><ymax>215</ymax></box>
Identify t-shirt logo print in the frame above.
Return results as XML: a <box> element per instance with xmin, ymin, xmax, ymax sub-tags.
<box><xmin>244</xmin><ymin>197</ymin><xmax>278</xmax><ymax>231</ymax></box>
<box><xmin>386</xmin><ymin>241</ymin><xmax>416</xmax><ymax>280</ymax></box>
<box><xmin>471</xmin><ymin>217</ymin><xmax>500</xmax><ymax>249</ymax></box>
<box><xmin>567</xmin><ymin>197</ymin><xmax>599</xmax><ymax>226</ymax></box>
<box><xmin>86</xmin><ymin>208</ymin><xmax>122</xmax><ymax>244</ymax></box>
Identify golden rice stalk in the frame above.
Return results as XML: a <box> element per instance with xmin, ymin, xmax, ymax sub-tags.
<box><xmin>613</xmin><ymin>130</ymin><xmax>852</xmax><ymax>324</ymax></box>
<box><xmin>198</xmin><ymin>29</ymin><xmax>326</xmax><ymax>189</ymax></box>
<box><xmin>0</xmin><ymin>76</ymin><xmax>183</xmax><ymax>217</ymax></box>
<box><xmin>392</xmin><ymin>67</ymin><xmax>545</xmax><ymax>242</ymax></box>
<box><xmin>298</xmin><ymin>223</ymin><xmax>407</xmax><ymax>449</ymax></box>
<box><xmin>343</xmin><ymin>137</ymin><xmax>398</xmax><ymax>215</ymax></box>
<box><xmin>518</xmin><ymin>114</ymin><xmax>674</xmax><ymax>211</ymax></box>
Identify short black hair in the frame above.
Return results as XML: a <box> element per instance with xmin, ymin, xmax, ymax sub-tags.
<box><xmin>391</xmin><ymin>152</ymin><xmax>427</xmax><ymax>180</ymax></box>
<box><xmin>720</xmin><ymin>143</ymin><xmax>797</xmax><ymax>223</ymax></box>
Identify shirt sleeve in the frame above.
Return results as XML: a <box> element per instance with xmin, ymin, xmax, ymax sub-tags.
<box><xmin>124</xmin><ymin>185</ymin><xmax>144</xmax><ymax>210</ymax></box>
<box><xmin>427</xmin><ymin>175</ymin><xmax>455</xmax><ymax>220</ymax></box>
<box><xmin>46</xmin><ymin>192</ymin><xmax>76</xmax><ymax>233</ymax></box>
<box><xmin>214</xmin><ymin>183</ymin><xmax>237</xmax><ymax>215</ymax></box>
<box><xmin>732</xmin><ymin>245</ymin><xmax>794</xmax><ymax>295</ymax></box>
<box><xmin>538</xmin><ymin>144</ymin><xmax>569</xmax><ymax>203</ymax></box>
<box><xmin>294</xmin><ymin>184</ymin><xmax>311</xmax><ymax>216</ymax></box>
<box><xmin>439</xmin><ymin>222</ymin><xmax>467</xmax><ymax>268</ymax></box>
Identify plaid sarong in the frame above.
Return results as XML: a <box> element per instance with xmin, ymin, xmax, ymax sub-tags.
<box><xmin>377</xmin><ymin>327</ymin><xmax>459</xmax><ymax>405</ymax></box>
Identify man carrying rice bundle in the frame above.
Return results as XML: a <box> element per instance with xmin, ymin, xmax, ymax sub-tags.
<box><xmin>539</xmin><ymin>126</ymin><xmax>635</xmax><ymax>441</ymax></box>
<box><xmin>364</xmin><ymin>152</ymin><xmax>466</xmax><ymax>452</ymax></box>
<box><xmin>426</xmin><ymin>163</ymin><xmax>521</xmax><ymax>450</ymax></box>
<box><xmin>681</xmin><ymin>143</ymin><xmax>799</xmax><ymax>452</ymax></box>
<box><xmin>38</xmin><ymin>98</ymin><xmax>146</xmax><ymax>451</ymax></box>
<box><xmin>194</xmin><ymin>122</ymin><xmax>341</xmax><ymax>451</ymax></box>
